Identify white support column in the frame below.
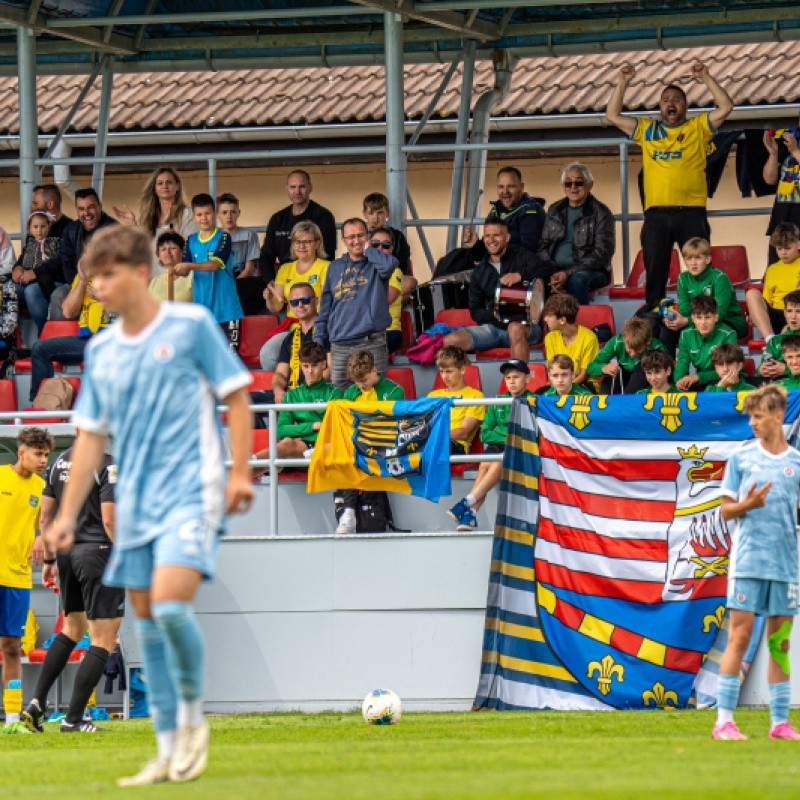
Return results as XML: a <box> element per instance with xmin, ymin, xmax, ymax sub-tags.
<box><xmin>384</xmin><ymin>11</ymin><xmax>406</xmax><ymax>233</ymax></box>
<box><xmin>92</xmin><ymin>56</ymin><xmax>114</xmax><ymax>196</ymax></box>
<box><xmin>17</xmin><ymin>26</ymin><xmax>39</xmax><ymax>227</ymax></box>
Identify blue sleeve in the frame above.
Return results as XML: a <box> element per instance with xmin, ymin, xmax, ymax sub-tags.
<box><xmin>193</xmin><ymin>309</ymin><xmax>252</xmax><ymax>400</ymax></box>
<box><xmin>366</xmin><ymin>246</ymin><xmax>399</xmax><ymax>279</ymax></box>
<box><xmin>314</xmin><ymin>271</ymin><xmax>332</xmax><ymax>345</ymax></box>
<box><xmin>720</xmin><ymin>451</ymin><xmax>741</xmax><ymax>499</ymax></box>
<box><xmin>72</xmin><ymin>349</ymin><xmax>109</xmax><ymax>435</ymax></box>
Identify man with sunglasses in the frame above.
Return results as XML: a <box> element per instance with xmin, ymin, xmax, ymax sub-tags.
<box><xmin>536</xmin><ymin>162</ymin><xmax>616</xmax><ymax>305</ymax></box>
<box><xmin>370</xmin><ymin>228</ymin><xmax>405</xmax><ymax>354</ymax></box>
<box><xmin>606</xmin><ymin>61</ymin><xmax>733</xmax><ymax>311</ymax></box>
<box><xmin>315</xmin><ymin>218</ymin><xmax>397</xmax><ymax>389</ymax></box>
<box><xmin>250</xmin><ymin>282</ymin><xmax>327</xmax><ymax>428</ymax></box>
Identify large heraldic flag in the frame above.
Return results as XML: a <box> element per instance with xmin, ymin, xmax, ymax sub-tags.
<box><xmin>475</xmin><ymin>392</ymin><xmax>800</xmax><ymax>711</ymax></box>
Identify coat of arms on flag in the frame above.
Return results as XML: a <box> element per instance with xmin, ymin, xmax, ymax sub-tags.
<box><xmin>475</xmin><ymin>393</ymin><xmax>800</xmax><ymax>712</ymax></box>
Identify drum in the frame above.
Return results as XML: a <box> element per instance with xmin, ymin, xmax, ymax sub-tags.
<box><xmin>411</xmin><ymin>278</ymin><xmax>471</xmax><ymax>334</ymax></box>
<box><xmin>493</xmin><ymin>279</ymin><xmax>544</xmax><ymax>326</ymax></box>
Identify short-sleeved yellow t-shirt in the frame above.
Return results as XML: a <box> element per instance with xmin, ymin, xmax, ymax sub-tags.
<box><xmin>428</xmin><ymin>385</ymin><xmax>486</xmax><ymax>450</ymax></box>
<box><xmin>763</xmin><ymin>256</ymin><xmax>800</xmax><ymax>310</ymax></box>
<box><xmin>388</xmin><ymin>268</ymin><xmax>404</xmax><ymax>332</ymax></box>
<box><xmin>275</xmin><ymin>258</ymin><xmax>330</xmax><ymax>318</ymax></box>
<box><xmin>0</xmin><ymin>465</ymin><xmax>44</xmax><ymax>588</ymax></box>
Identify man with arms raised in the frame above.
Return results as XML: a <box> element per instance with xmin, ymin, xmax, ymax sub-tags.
<box><xmin>605</xmin><ymin>62</ymin><xmax>733</xmax><ymax>311</ymax></box>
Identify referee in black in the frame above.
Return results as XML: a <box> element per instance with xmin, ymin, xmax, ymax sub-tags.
<box><xmin>22</xmin><ymin>438</ymin><xmax>124</xmax><ymax>733</ymax></box>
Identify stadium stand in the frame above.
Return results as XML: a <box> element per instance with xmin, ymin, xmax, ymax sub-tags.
<box><xmin>608</xmin><ymin>249</ymin><xmax>681</xmax><ymax>300</ymax></box>
<box><xmin>238</xmin><ymin>314</ymin><xmax>280</xmax><ymax>368</ymax></box>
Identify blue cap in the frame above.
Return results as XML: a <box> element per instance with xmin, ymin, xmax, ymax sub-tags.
<box><xmin>499</xmin><ymin>359</ymin><xmax>530</xmax><ymax>375</ymax></box>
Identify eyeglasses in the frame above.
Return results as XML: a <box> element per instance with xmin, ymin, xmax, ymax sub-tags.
<box><xmin>289</xmin><ymin>296</ymin><xmax>313</xmax><ymax>307</ymax></box>
<box><xmin>294</xmin><ymin>239</ymin><xmax>316</xmax><ymax>248</ymax></box>
<box><xmin>370</xmin><ymin>240</ymin><xmax>393</xmax><ymax>250</ymax></box>
<box><xmin>563</xmin><ymin>180</ymin><xmax>585</xmax><ymax>189</ymax></box>
<box><xmin>343</xmin><ymin>233</ymin><xmax>367</xmax><ymax>242</ymax></box>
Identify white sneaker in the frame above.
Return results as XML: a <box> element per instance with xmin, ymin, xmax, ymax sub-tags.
<box><xmin>117</xmin><ymin>757</ymin><xmax>171</xmax><ymax>787</ymax></box>
<box><xmin>336</xmin><ymin>509</ymin><xmax>357</xmax><ymax>535</ymax></box>
<box><xmin>303</xmin><ymin>448</ymin><xmax>314</xmax><ymax>460</ymax></box>
<box><xmin>169</xmin><ymin>721</ymin><xmax>210</xmax><ymax>783</ymax></box>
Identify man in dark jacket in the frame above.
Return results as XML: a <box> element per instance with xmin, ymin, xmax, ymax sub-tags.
<box><xmin>464</xmin><ymin>166</ymin><xmax>546</xmax><ymax>258</ymax></box>
<box><xmin>258</xmin><ymin>170</ymin><xmax>337</xmax><ymax>284</ymax></box>
<box><xmin>50</xmin><ymin>188</ymin><xmax>117</xmax><ymax>319</ymax></box>
<box><xmin>444</xmin><ymin>219</ymin><xmax>554</xmax><ymax>361</ymax></box>
<box><xmin>314</xmin><ymin>218</ymin><xmax>397</xmax><ymax>389</ymax></box>
<box><xmin>536</xmin><ymin>162</ymin><xmax>616</xmax><ymax>304</ymax></box>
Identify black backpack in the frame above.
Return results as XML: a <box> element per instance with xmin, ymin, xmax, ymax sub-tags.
<box><xmin>333</xmin><ymin>490</ymin><xmax>407</xmax><ymax>533</ymax></box>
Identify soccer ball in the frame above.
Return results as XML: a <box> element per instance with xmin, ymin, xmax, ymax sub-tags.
<box><xmin>362</xmin><ymin>689</ymin><xmax>402</xmax><ymax>725</ymax></box>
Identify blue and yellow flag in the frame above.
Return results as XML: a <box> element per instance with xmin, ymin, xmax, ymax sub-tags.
<box><xmin>308</xmin><ymin>397</ymin><xmax>453</xmax><ymax>501</ymax></box>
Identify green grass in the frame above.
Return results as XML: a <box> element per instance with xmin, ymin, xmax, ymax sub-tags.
<box><xmin>2</xmin><ymin>710</ymin><xmax>800</xmax><ymax>799</ymax></box>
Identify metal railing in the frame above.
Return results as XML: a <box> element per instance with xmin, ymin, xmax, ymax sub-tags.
<box><xmin>0</xmin><ymin>397</ymin><xmax>516</xmax><ymax>536</ymax></box>
<box><xmin>14</xmin><ymin>132</ymin><xmax>774</xmax><ymax>279</ymax></box>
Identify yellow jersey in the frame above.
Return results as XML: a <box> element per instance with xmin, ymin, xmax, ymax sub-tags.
<box><xmin>388</xmin><ymin>268</ymin><xmax>404</xmax><ymax>332</ymax></box>
<box><xmin>428</xmin><ymin>385</ymin><xmax>486</xmax><ymax>450</ymax></box>
<box><xmin>763</xmin><ymin>256</ymin><xmax>800</xmax><ymax>310</ymax></box>
<box><xmin>0</xmin><ymin>465</ymin><xmax>45</xmax><ymax>589</ymax></box>
<box><xmin>275</xmin><ymin>258</ymin><xmax>330</xmax><ymax>319</ymax></box>
<box><xmin>632</xmin><ymin>112</ymin><xmax>715</xmax><ymax>209</ymax></box>
<box><xmin>544</xmin><ymin>325</ymin><xmax>599</xmax><ymax>373</ymax></box>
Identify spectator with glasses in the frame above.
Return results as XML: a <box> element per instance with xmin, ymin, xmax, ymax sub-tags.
<box><xmin>370</xmin><ymin>227</ymin><xmax>405</xmax><ymax>354</ymax></box>
<box><xmin>315</xmin><ymin>218</ymin><xmax>398</xmax><ymax>389</ymax></box>
<box><xmin>536</xmin><ymin>162</ymin><xmax>616</xmax><ymax>304</ymax></box>
<box><xmin>260</xmin><ymin>221</ymin><xmax>330</xmax><ymax>371</ymax></box>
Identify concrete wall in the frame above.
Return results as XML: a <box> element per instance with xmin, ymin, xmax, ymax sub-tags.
<box><xmin>0</xmin><ymin>148</ymin><xmax>773</xmax><ymax>284</ymax></box>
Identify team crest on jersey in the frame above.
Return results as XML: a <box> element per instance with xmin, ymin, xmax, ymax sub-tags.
<box><xmin>108</xmin><ymin>464</ymin><xmax>118</xmax><ymax>484</ymax></box>
<box><xmin>154</xmin><ymin>343</ymin><xmax>175</xmax><ymax>362</ymax></box>
<box><xmin>785</xmin><ymin>467</ymin><xmax>794</xmax><ymax>477</ymax></box>
<box><xmin>29</xmin><ymin>495</ymin><xmax>39</xmax><ymax>508</ymax></box>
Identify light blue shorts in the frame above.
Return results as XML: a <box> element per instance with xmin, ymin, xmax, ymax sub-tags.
<box><xmin>104</xmin><ymin>520</ymin><xmax>221</xmax><ymax>590</ymax></box>
<box><xmin>464</xmin><ymin>323</ymin><xmax>542</xmax><ymax>352</ymax></box>
<box><xmin>727</xmin><ymin>577</ymin><xmax>799</xmax><ymax>617</ymax></box>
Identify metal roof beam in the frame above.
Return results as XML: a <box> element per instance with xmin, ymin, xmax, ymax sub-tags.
<box><xmin>423</xmin><ymin>0</ymin><xmax>622</xmax><ymax>7</ymax></box>
<box><xmin>0</xmin><ymin>4</ymin><xmax>137</xmax><ymax>54</ymax></box>
<box><xmin>504</xmin><ymin>6</ymin><xmax>800</xmax><ymax>37</ymax></box>
<box><xmin>346</xmin><ymin>0</ymin><xmax>499</xmax><ymax>40</ymax></box>
<box><xmin>102</xmin><ymin>0</ymin><xmax>125</xmax><ymax>44</ymax></box>
<box><xmin>47</xmin><ymin>7</ymin><xmax>381</xmax><ymax>27</ymax></box>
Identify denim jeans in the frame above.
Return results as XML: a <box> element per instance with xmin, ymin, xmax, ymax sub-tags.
<box><xmin>16</xmin><ymin>281</ymin><xmax>62</xmax><ymax>336</ymax></box>
<box><xmin>565</xmin><ymin>270</ymin><xmax>611</xmax><ymax>305</ymax></box>
<box><xmin>30</xmin><ymin>335</ymin><xmax>88</xmax><ymax>401</ymax></box>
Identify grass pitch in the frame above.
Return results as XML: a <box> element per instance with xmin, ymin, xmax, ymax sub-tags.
<box><xmin>1</xmin><ymin>709</ymin><xmax>799</xmax><ymax>799</ymax></box>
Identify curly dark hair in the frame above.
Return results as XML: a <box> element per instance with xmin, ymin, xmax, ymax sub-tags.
<box><xmin>18</xmin><ymin>427</ymin><xmax>54</xmax><ymax>452</ymax></box>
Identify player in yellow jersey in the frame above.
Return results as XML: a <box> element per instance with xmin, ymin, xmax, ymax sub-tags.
<box><xmin>605</xmin><ymin>61</ymin><xmax>734</xmax><ymax>311</ymax></box>
<box><xmin>0</xmin><ymin>427</ymin><xmax>53</xmax><ymax>734</ymax></box>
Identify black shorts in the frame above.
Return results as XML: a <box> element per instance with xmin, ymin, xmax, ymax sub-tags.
<box><xmin>57</xmin><ymin>543</ymin><xmax>125</xmax><ymax>621</ymax></box>
<box><xmin>483</xmin><ymin>443</ymin><xmax>505</xmax><ymax>454</ymax></box>
<box><xmin>450</xmin><ymin>440</ymin><xmax>467</xmax><ymax>456</ymax></box>
<box><xmin>767</xmin><ymin>304</ymin><xmax>787</xmax><ymax>335</ymax></box>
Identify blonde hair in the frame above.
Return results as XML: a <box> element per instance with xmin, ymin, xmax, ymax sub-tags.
<box><xmin>621</xmin><ymin>318</ymin><xmax>652</xmax><ymax>351</ymax></box>
<box><xmin>139</xmin><ymin>167</ymin><xmax>189</xmax><ymax>235</ymax></box>
<box><xmin>83</xmin><ymin>226</ymin><xmax>155</xmax><ymax>277</ymax></box>
<box><xmin>547</xmin><ymin>354</ymin><xmax>575</xmax><ymax>373</ymax></box>
<box><xmin>743</xmin><ymin>384</ymin><xmax>787</xmax><ymax>415</ymax></box>
<box><xmin>681</xmin><ymin>237</ymin><xmax>711</xmax><ymax>258</ymax></box>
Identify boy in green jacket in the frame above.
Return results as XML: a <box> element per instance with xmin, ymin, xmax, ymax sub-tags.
<box><xmin>447</xmin><ymin>359</ymin><xmax>535</xmax><ymax>531</ymax></box>
<box><xmin>675</xmin><ymin>295</ymin><xmax>737</xmax><ymax>391</ymax></box>
<box><xmin>758</xmin><ymin>290</ymin><xmax>800</xmax><ymax>381</ymax></box>
<box><xmin>705</xmin><ymin>343</ymin><xmax>754</xmax><ymax>393</ymax></box>
<box><xmin>254</xmin><ymin>341</ymin><xmax>341</xmax><ymax>474</ymax></box>
<box><xmin>777</xmin><ymin>334</ymin><xmax>800</xmax><ymax>391</ymax></box>
<box><xmin>588</xmin><ymin>317</ymin><xmax>669</xmax><ymax>394</ymax></box>
<box><xmin>660</xmin><ymin>237</ymin><xmax>747</xmax><ymax>355</ymax></box>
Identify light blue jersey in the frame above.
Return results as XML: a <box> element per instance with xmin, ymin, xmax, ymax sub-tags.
<box><xmin>721</xmin><ymin>441</ymin><xmax>800</xmax><ymax>583</ymax></box>
<box><xmin>73</xmin><ymin>303</ymin><xmax>251</xmax><ymax>551</ymax></box>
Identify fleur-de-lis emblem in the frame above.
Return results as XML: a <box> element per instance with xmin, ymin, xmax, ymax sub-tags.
<box><xmin>690</xmin><ymin>555</ymin><xmax>729</xmax><ymax>578</ymax></box>
<box><xmin>702</xmin><ymin>604</ymin><xmax>726</xmax><ymax>634</ymax></box>
<box><xmin>642</xmin><ymin>682</ymin><xmax>679</xmax><ymax>709</ymax></box>
<box><xmin>643</xmin><ymin>392</ymin><xmax>698</xmax><ymax>433</ymax></box>
<box><xmin>734</xmin><ymin>390</ymin><xmax>752</xmax><ymax>412</ymax></box>
<box><xmin>587</xmin><ymin>654</ymin><xmax>624</xmax><ymax>696</ymax></box>
<box><xmin>556</xmin><ymin>395</ymin><xmax>608</xmax><ymax>431</ymax></box>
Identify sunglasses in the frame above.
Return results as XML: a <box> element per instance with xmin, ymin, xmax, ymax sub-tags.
<box><xmin>370</xmin><ymin>240</ymin><xmax>393</xmax><ymax>250</ymax></box>
<box><xmin>289</xmin><ymin>296</ymin><xmax>313</xmax><ymax>307</ymax></box>
<box><xmin>563</xmin><ymin>180</ymin><xmax>585</xmax><ymax>189</ymax></box>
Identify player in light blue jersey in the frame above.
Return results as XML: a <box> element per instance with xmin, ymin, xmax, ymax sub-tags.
<box><xmin>714</xmin><ymin>385</ymin><xmax>800</xmax><ymax>741</ymax></box>
<box><xmin>45</xmin><ymin>226</ymin><xmax>254</xmax><ymax>785</ymax></box>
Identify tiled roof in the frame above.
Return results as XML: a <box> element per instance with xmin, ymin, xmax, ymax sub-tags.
<box><xmin>2</xmin><ymin>42</ymin><xmax>798</xmax><ymax>135</ymax></box>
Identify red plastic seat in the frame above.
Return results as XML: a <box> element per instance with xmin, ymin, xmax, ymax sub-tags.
<box><xmin>399</xmin><ymin>309</ymin><xmax>415</xmax><ymax>354</ymax></box>
<box><xmin>434</xmin><ymin>308</ymin><xmax>476</xmax><ymax>329</ymax></box>
<box><xmin>238</xmin><ymin>315</ymin><xmax>281</xmax><ymax>368</ymax></box>
<box><xmin>0</xmin><ymin>379</ymin><xmax>17</xmax><ymax>416</ymax></box>
<box><xmin>737</xmin><ymin>300</ymin><xmax>752</xmax><ymax>345</ymax></box>
<box><xmin>497</xmin><ymin>363</ymin><xmax>549</xmax><ymax>394</ymax></box>
<box><xmin>609</xmin><ymin>249</ymin><xmax>680</xmax><ymax>300</ymax></box>
<box><xmin>747</xmin><ymin>339</ymin><xmax>766</xmax><ymax>353</ymax></box>
<box><xmin>15</xmin><ymin>321</ymin><xmax>80</xmax><ymax>373</ymax></box>
<box><xmin>252</xmin><ymin>425</ymin><xmax>308</xmax><ymax>484</ymax></box>
<box><xmin>711</xmin><ymin>245</ymin><xmax>750</xmax><ymax>288</ymax></box>
<box><xmin>385</xmin><ymin>367</ymin><xmax>417</xmax><ymax>399</ymax></box>
<box><xmin>576</xmin><ymin>304</ymin><xmax>617</xmax><ymax>337</ymax></box>
<box><xmin>249</xmin><ymin>371</ymin><xmax>274</xmax><ymax>392</ymax></box>
<box><xmin>63</xmin><ymin>377</ymin><xmax>81</xmax><ymax>407</ymax></box>
<box><xmin>432</xmin><ymin>364</ymin><xmax>482</xmax><ymax>392</ymax></box>
<box><xmin>27</xmin><ymin>610</ymin><xmax>84</xmax><ymax>664</ymax></box>
<box><xmin>744</xmin><ymin>358</ymin><xmax>756</xmax><ymax>378</ymax></box>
